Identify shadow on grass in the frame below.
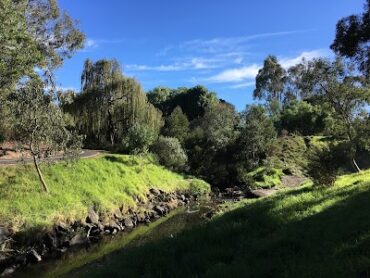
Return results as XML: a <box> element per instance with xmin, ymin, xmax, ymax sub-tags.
<box><xmin>70</xmin><ymin>184</ymin><xmax>370</xmax><ymax>278</ymax></box>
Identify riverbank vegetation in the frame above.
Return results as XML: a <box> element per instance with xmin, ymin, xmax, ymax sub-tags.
<box><xmin>0</xmin><ymin>154</ymin><xmax>209</xmax><ymax>232</ymax></box>
<box><xmin>80</xmin><ymin>169</ymin><xmax>370</xmax><ymax>278</ymax></box>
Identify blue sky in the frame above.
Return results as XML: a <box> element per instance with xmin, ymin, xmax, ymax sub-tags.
<box><xmin>56</xmin><ymin>0</ymin><xmax>364</xmax><ymax>110</ymax></box>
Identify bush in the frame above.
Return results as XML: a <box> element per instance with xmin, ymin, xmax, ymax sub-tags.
<box><xmin>151</xmin><ymin>136</ymin><xmax>188</xmax><ymax>171</ymax></box>
<box><xmin>307</xmin><ymin>142</ymin><xmax>349</xmax><ymax>186</ymax></box>
<box><xmin>267</xmin><ymin>135</ymin><xmax>308</xmax><ymax>176</ymax></box>
<box><xmin>243</xmin><ymin>167</ymin><xmax>283</xmax><ymax>189</ymax></box>
<box><xmin>122</xmin><ymin>123</ymin><xmax>158</xmax><ymax>154</ymax></box>
<box><xmin>188</xmin><ymin>179</ymin><xmax>211</xmax><ymax>196</ymax></box>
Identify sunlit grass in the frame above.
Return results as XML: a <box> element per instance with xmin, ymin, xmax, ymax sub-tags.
<box><xmin>81</xmin><ymin>169</ymin><xmax>370</xmax><ymax>277</ymax></box>
<box><xmin>0</xmin><ymin>154</ymin><xmax>209</xmax><ymax>232</ymax></box>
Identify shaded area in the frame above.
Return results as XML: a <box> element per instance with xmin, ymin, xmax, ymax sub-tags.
<box><xmin>69</xmin><ymin>179</ymin><xmax>370</xmax><ymax>277</ymax></box>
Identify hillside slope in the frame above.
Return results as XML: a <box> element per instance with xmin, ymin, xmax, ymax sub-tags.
<box><xmin>85</xmin><ymin>170</ymin><xmax>370</xmax><ymax>277</ymax></box>
<box><xmin>0</xmin><ymin>154</ymin><xmax>209</xmax><ymax>232</ymax></box>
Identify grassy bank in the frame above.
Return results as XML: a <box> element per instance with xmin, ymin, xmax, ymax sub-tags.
<box><xmin>83</xmin><ymin>169</ymin><xmax>370</xmax><ymax>277</ymax></box>
<box><xmin>0</xmin><ymin>154</ymin><xmax>209</xmax><ymax>232</ymax></box>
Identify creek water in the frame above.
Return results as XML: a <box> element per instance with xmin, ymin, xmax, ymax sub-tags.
<box><xmin>13</xmin><ymin>201</ymin><xmax>215</xmax><ymax>278</ymax></box>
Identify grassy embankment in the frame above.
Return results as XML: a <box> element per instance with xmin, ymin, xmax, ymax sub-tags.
<box><xmin>0</xmin><ymin>154</ymin><xmax>209</xmax><ymax>232</ymax></box>
<box><xmin>85</xmin><ymin>169</ymin><xmax>370</xmax><ymax>277</ymax></box>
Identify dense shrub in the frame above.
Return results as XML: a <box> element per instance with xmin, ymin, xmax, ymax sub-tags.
<box><xmin>243</xmin><ymin>167</ymin><xmax>283</xmax><ymax>189</ymax></box>
<box><xmin>122</xmin><ymin>123</ymin><xmax>158</xmax><ymax>154</ymax></box>
<box><xmin>307</xmin><ymin>142</ymin><xmax>349</xmax><ymax>186</ymax></box>
<box><xmin>151</xmin><ymin>136</ymin><xmax>188</xmax><ymax>171</ymax></box>
<box><xmin>267</xmin><ymin>135</ymin><xmax>308</xmax><ymax>176</ymax></box>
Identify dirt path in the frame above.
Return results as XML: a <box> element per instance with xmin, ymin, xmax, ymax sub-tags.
<box><xmin>0</xmin><ymin>149</ymin><xmax>100</xmax><ymax>166</ymax></box>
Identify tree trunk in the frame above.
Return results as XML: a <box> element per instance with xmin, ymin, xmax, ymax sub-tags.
<box><xmin>352</xmin><ymin>158</ymin><xmax>361</xmax><ymax>173</ymax></box>
<box><xmin>32</xmin><ymin>155</ymin><xmax>49</xmax><ymax>193</ymax></box>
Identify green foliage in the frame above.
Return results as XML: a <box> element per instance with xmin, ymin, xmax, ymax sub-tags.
<box><xmin>243</xmin><ymin>167</ymin><xmax>283</xmax><ymax>189</ymax></box>
<box><xmin>0</xmin><ymin>0</ymin><xmax>42</xmax><ymax>93</ymax></box>
<box><xmin>331</xmin><ymin>0</ymin><xmax>370</xmax><ymax>75</ymax></box>
<box><xmin>162</xmin><ymin>106</ymin><xmax>189</xmax><ymax>142</ymax></box>
<box><xmin>76</xmin><ymin>170</ymin><xmax>370</xmax><ymax>277</ymax></box>
<box><xmin>0</xmin><ymin>154</ymin><xmax>209</xmax><ymax>231</ymax></box>
<box><xmin>188</xmin><ymin>179</ymin><xmax>211</xmax><ymax>196</ymax></box>
<box><xmin>151</xmin><ymin>136</ymin><xmax>188</xmax><ymax>171</ymax></box>
<box><xmin>307</xmin><ymin>142</ymin><xmax>350</xmax><ymax>186</ymax></box>
<box><xmin>147</xmin><ymin>85</ymin><xmax>218</xmax><ymax>121</ymax></box>
<box><xmin>122</xmin><ymin>123</ymin><xmax>158</xmax><ymax>154</ymax></box>
<box><xmin>235</xmin><ymin>105</ymin><xmax>276</xmax><ymax>174</ymax></box>
<box><xmin>279</xmin><ymin>100</ymin><xmax>327</xmax><ymax>135</ymax></box>
<box><xmin>268</xmin><ymin>134</ymin><xmax>308</xmax><ymax>175</ymax></box>
<box><xmin>254</xmin><ymin>55</ymin><xmax>286</xmax><ymax>102</ymax></box>
<box><xmin>63</xmin><ymin>59</ymin><xmax>163</xmax><ymax>149</ymax></box>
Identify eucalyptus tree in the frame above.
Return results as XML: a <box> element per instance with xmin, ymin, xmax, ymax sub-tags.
<box><xmin>294</xmin><ymin>57</ymin><xmax>370</xmax><ymax>172</ymax></box>
<box><xmin>8</xmin><ymin>78</ymin><xmax>82</xmax><ymax>192</ymax></box>
<box><xmin>254</xmin><ymin>55</ymin><xmax>287</xmax><ymax>103</ymax></box>
<box><xmin>331</xmin><ymin>0</ymin><xmax>370</xmax><ymax>76</ymax></box>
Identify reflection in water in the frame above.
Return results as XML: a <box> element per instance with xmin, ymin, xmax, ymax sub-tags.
<box><xmin>14</xmin><ymin>201</ymin><xmax>213</xmax><ymax>278</ymax></box>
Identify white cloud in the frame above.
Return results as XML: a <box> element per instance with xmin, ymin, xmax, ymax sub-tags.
<box><xmin>229</xmin><ymin>82</ymin><xmax>255</xmax><ymax>89</ymax></box>
<box><xmin>279</xmin><ymin>49</ymin><xmax>331</xmax><ymax>68</ymax></box>
<box><xmin>126</xmin><ymin>57</ymin><xmax>222</xmax><ymax>72</ymax></box>
<box><xmin>207</xmin><ymin>64</ymin><xmax>260</xmax><ymax>83</ymax></box>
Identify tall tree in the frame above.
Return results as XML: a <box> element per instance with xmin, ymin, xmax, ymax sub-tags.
<box><xmin>254</xmin><ymin>55</ymin><xmax>286</xmax><ymax>103</ymax></box>
<box><xmin>162</xmin><ymin>106</ymin><xmax>189</xmax><ymax>143</ymax></box>
<box><xmin>294</xmin><ymin>57</ymin><xmax>370</xmax><ymax>172</ymax></box>
<box><xmin>64</xmin><ymin>59</ymin><xmax>163</xmax><ymax>149</ymax></box>
<box><xmin>236</xmin><ymin>105</ymin><xmax>276</xmax><ymax>172</ymax></box>
<box><xmin>331</xmin><ymin>0</ymin><xmax>370</xmax><ymax>75</ymax></box>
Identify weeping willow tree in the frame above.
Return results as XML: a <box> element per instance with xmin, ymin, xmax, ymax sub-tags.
<box><xmin>62</xmin><ymin>59</ymin><xmax>163</xmax><ymax>149</ymax></box>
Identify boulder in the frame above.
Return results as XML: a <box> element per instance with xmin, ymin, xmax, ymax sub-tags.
<box><xmin>154</xmin><ymin>205</ymin><xmax>166</xmax><ymax>216</ymax></box>
<box><xmin>149</xmin><ymin>188</ymin><xmax>160</xmax><ymax>196</ymax></box>
<box><xmin>123</xmin><ymin>217</ymin><xmax>134</xmax><ymax>229</ymax></box>
<box><xmin>70</xmin><ymin>234</ymin><xmax>87</xmax><ymax>246</ymax></box>
<box><xmin>86</xmin><ymin>208</ymin><xmax>100</xmax><ymax>225</ymax></box>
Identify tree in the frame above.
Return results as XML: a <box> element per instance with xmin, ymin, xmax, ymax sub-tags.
<box><xmin>0</xmin><ymin>0</ymin><xmax>85</xmax><ymax>93</ymax></box>
<box><xmin>147</xmin><ymin>85</ymin><xmax>218</xmax><ymax>121</ymax></box>
<box><xmin>331</xmin><ymin>0</ymin><xmax>370</xmax><ymax>75</ymax></box>
<box><xmin>8</xmin><ymin>79</ymin><xmax>82</xmax><ymax>192</ymax></box>
<box><xmin>254</xmin><ymin>55</ymin><xmax>286</xmax><ymax>103</ymax></box>
<box><xmin>63</xmin><ymin>59</ymin><xmax>163</xmax><ymax>149</ymax></box>
<box><xmin>294</xmin><ymin>57</ymin><xmax>370</xmax><ymax>172</ymax></box>
<box><xmin>279</xmin><ymin>100</ymin><xmax>327</xmax><ymax>136</ymax></box>
<box><xmin>122</xmin><ymin>123</ymin><xmax>158</xmax><ymax>154</ymax></box>
<box><xmin>162</xmin><ymin>106</ymin><xmax>189</xmax><ymax>143</ymax></box>
<box><xmin>235</xmin><ymin>105</ymin><xmax>276</xmax><ymax>174</ymax></box>
<box><xmin>151</xmin><ymin>136</ymin><xmax>188</xmax><ymax>171</ymax></box>
<box><xmin>0</xmin><ymin>0</ymin><xmax>42</xmax><ymax>94</ymax></box>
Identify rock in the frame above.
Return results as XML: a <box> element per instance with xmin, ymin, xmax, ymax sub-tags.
<box><xmin>0</xmin><ymin>266</ymin><xmax>16</xmax><ymax>277</ymax></box>
<box><xmin>123</xmin><ymin>217</ymin><xmax>134</xmax><ymax>229</ymax></box>
<box><xmin>113</xmin><ymin>208</ymin><xmax>123</xmax><ymax>220</ymax></box>
<box><xmin>107</xmin><ymin>220</ymin><xmax>121</xmax><ymax>232</ymax></box>
<box><xmin>26</xmin><ymin>249</ymin><xmax>42</xmax><ymax>263</ymax></box>
<box><xmin>154</xmin><ymin>205</ymin><xmax>167</xmax><ymax>216</ymax></box>
<box><xmin>86</xmin><ymin>208</ymin><xmax>100</xmax><ymax>225</ymax></box>
<box><xmin>149</xmin><ymin>188</ymin><xmax>160</xmax><ymax>196</ymax></box>
<box><xmin>70</xmin><ymin>234</ymin><xmax>87</xmax><ymax>246</ymax></box>
<box><xmin>43</xmin><ymin>233</ymin><xmax>58</xmax><ymax>249</ymax></box>
<box><xmin>179</xmin><ymin>194</ymin><xmax>186</xmax><ymax>202</ymax></box>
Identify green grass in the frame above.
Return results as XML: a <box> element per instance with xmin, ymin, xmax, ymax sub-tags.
<box><xmin>0</xmin><ymin>154</ymin><xmax>210</xmax><ymax>232</ymax></box>
<box><xmin>244</xmin><ymin>166</ymin><xmax>283</xmax><ymax>189</ymax></box>
<box><xmin>82</xmin><ymin>169</ymin><xmax>370</xmax><ymax>277</ymax></box>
